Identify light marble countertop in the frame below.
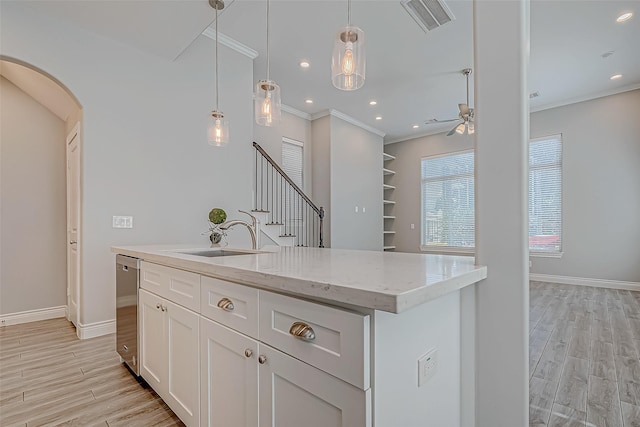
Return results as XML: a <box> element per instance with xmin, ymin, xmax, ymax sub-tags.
<box><xmin>111</xmin><ymin>244</ymin><xmax>486</xmax><ymax>314</ymax></box>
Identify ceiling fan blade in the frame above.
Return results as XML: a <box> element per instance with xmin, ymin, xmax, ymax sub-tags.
<box><xmin>458</xmin><ymin>103</ymin><xmax>470</xmax><ymax>116</ymax></box>
<box><xmin>426</xmin><ymin>118</ymin><xmax>459</xmax><ymax>124</ymax></box>
<box><xmin>446</xmin><ymin>124</ymin><xmax>459</xmax><ymax>136</ymax></box>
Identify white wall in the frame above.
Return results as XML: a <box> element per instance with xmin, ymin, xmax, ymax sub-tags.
<box><xmin>253</xmin><ymin>110</ymin><xmax>313</xmax><ymax>196</ymax></box>
<box><xmin>1</xmin><ymin>3</ymin><xmax>255</xmax><ymax>327</ymax></box>
<box><xmin>384</xmin><ymin>133</ymin><xmax>474</xmax><ymax>253</ymax></box>
<box><xmin>311</xmin><ymin>115</ymin><xmax>331</xmax><ymax>247</ymax></box>
<box><xmin>530</xmin><ymin>89</ymin><xmax>640</xmax><ymax>283</ymax></box>
<box><xmin>0</xmin><ymin>77</ymin><xmax>67</xmax><ymax>315</ymax></box>
<box><xmin>385</xmin><ymin>89</ymin><xmax>640</xmax><ymax>283</ymax></box>
<box><xmin>330</xmin><ymin>116</ymin><xmax>383</xmax><ymax>251</ymax></box>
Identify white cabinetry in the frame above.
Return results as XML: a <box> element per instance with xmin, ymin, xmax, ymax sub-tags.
<box><xmin>139</xmin><ymin>289</ymin><xmax>200</xmax><ymax>426</ymax></box>
<box><xmin>140</xmin><ymin>263</ymin><xmax>372</xmax><ymax>427</ymax></box>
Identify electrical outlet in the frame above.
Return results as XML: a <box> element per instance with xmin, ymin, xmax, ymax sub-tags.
<box><xmin>113</xmin><ymin>216</ymin><xmax>133</xmax><ymax>229</ymax></box>
<box><xmin>418</xmin><ymin>349</ymin><xmax>438</xmax><ymax>386</ymax></box>
<box><xmin>410</xmin><ymin>223</ymin><xmax>415</xmax><ymax>229</ymax></box>
<box><xmin>362</xmin><ymin>207</ymin><xmax>366</xmax><ymax>213</ymax></box>
<box><xmin>355</xmin><ymin>206</ymin><xmax>359</xmax><ymax>213</ymax></box>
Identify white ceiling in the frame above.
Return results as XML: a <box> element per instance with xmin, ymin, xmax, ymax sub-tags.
<box><xmin>12</xmin><ymin>0</ymin><xmax>640</xmax><ymax>142</ymax></box>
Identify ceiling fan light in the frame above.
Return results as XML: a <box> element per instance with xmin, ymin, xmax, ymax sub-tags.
<box><xmin>455</xmin><ymin>123</ymin><xmax>466</xmax><ymax>134</ymax></box>
<box><xmin>467</xmin><ymin>122</ymin><xmax>475</xmax><ymax>135</ymax></box>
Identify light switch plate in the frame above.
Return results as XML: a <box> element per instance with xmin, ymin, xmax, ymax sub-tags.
<box><xmin>113</xmin><ymin>215</ymin><xmax>133</xmax><ymax>229</ymax></box>
<box><xmin>418</xmin><ymin>349</ymin><xmax>438</xmax><ymax>386</ymax></box>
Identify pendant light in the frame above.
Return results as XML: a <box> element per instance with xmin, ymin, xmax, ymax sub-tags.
<box><xmin>255</xmin><ymin>0</ymin><xmax>281</xmax><ymax>126</ymax></box>
<box><xmin>207</xmin><ymin>0</ymin><xmax>229</xmax><ymax>146</ymax></box>
<box><xmin>331</xmin><ymin>0</ymin><xmax>365</xmax><ymax>91</ymax></box>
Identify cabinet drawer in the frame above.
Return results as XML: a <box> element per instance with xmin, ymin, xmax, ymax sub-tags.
<box><xmin>200</xmin><ymin>276</ymin><xmax>259</xmax><ymax>339</ymax></box>
<box><xmin>259</xmin><ymin>291</ymin><xmax>370</xmax><ymax>390</ymax></box>
<box><xmin>141</xmin><ymin>262</ymin><xmax>200</xmax><ymax>312</ymax></box>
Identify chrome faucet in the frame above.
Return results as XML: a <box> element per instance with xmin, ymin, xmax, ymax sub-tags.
<box><xmin>218</xmin><ymin>210</ymin><xmax>260</xmax><ymax>250</ymax></box>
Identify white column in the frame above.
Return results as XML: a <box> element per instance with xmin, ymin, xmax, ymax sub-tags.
<box><xmin>473</xmin><ymin>0</ymin><xmax>530</xmax><ymax>426</ymax></box>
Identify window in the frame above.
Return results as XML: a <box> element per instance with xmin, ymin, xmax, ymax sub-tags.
<box><xmin>421</xmin><ymin>151</ymin><xmax>475</xmax><ymax>252</ymax></box>
<box><xmin>420</xmin><ymin>135</ymin><xmax>562</xmax><ymax>254</ymax></box>
<box><xmin>282</xmin><ymin>137</ymin><xmax>303</xmax><ymax>188</ymax></box>
<box><xmin>528</xmin><ymin>135</ymin><xmax>562</xmax><ymax>254</ymax></box>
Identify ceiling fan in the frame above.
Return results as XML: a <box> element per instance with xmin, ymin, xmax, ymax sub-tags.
<box><xmin>425</xmin><ymin>68</ymin><xmax>475</xmax><ymax>136</ymax></box>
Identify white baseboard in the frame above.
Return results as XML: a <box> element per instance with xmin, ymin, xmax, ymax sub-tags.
<box><xmin>530</xmin><ymin>273</ymin><xmax>640</xmax><ymax>292</ymax></box>
<box><xmin>0</xmin><ymin>306</ymin><xmax>67</xmax><ymax>327</ymax></box>
<box><xmin>77</xmin><ymin>319</ymin><xmax>116</xmax><ymax>339</ymax></box>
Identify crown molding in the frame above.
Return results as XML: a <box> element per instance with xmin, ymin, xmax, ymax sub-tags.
<box><xmin>384</xmin><ymin>125</ymin><xmax>453</xmax><ymax>145</ymax></box>
<box><xmin>281</xmin><ymin>104</ymin><xmax>312</xmax><ymax>120</ymax></box>
<box><xmin>311</xmin><ymin>109</ymin><xmax>386</xmax><ymax>138</ymax></box>
<box><xmin>201</xmin><ymin>28</ymin><xmax>258</xmax><ymax>59</ymax></box>
<box><xmin>530</xmin><ymin>83</ymin><xmax>640</xmax><ymax>113</ymax></box>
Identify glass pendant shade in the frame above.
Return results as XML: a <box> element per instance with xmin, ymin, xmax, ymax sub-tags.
<box><xmin>255</xmin><ymin>80</ymin><xmax>281</xmax><ymax>126</ymax></box>
<box><xmin>207</xmin><ymin>110</ymin><xmax>229</xmax><ymax>146</ymax></box>
<box><xmin>331</xmin><ymin>26</ymin><xmax>365</xmax><ymax>91</ymax></box>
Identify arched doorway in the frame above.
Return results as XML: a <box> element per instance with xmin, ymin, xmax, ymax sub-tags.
<box><xmin>0</xmin><ymin>56</ymin><xmax>83</xmax><ymax>332</ymax></box>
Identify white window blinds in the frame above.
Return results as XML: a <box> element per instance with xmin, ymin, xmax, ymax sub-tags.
<box><xmin>421</xmin><ymin>151</ymin><xmax>475</xmax><ymax>250</ymax></box>
<box><xmin>528</xmin><ymin>135</ymin><xmax>562</xmax><ymax>253</ymax></box>
<box><xmin>282</xmin><ymin>138</ymin><xmax>303</xmax><ymax>188</ymax></box>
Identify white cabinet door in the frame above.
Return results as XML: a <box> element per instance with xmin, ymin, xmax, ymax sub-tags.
<box><xmin>258</xmin><ymin>344</ymin><xmax>371</xmax><ymax>427</ymax></box>
<box><xmin>139</xmin><ymin>289</ymin><xmax>167</xmax><ymax>393</ymax></box>
<box><xmin>200</xmin><ymin>317</ymin><xmax>259</xmax><ymax>427</ymax></box>
<box><xmin>166</xmin><ymin>299</ymin><xmax>200</xmax><ymax>427</ymax></box>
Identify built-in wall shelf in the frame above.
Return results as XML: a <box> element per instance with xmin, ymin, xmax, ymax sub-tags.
<box><xmin>383</xmin><ymin>151</ymin><xmax>395</xmax><ymax>252</ymax></box>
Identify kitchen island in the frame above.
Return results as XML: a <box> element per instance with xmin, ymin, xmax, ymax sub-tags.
<box><xmin>112</xmin><ymin>244</ymin><xmax>486</xmax><ymax>427</ymax></box>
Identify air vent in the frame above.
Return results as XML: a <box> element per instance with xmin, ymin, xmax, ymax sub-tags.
<box><xmin>401</xmin><ymin>0</ymin><xmax>456</xmax><ymax>32</ymax></box>
<box><xmin>529</xmin><ymin>91</ymin><xmax>540</xmax><ymax>99</ymax></box>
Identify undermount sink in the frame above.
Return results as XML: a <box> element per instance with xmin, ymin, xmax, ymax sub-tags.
<box><xmin>175</xmin><ymin>249</ymin><xmax>258</xmax><ymax>258</ymax></box>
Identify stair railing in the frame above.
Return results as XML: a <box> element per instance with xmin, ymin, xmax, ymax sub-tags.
<box><xmin>253</xmin><ymin>141</ymin><xmax>324</xmax><ymax>248</ymax></box>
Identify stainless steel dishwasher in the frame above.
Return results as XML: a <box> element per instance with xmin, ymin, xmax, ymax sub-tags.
<box><xmin>116</xmin><ymin>254</ymin><xmax>140</xmax><ymax>376</ymax></box>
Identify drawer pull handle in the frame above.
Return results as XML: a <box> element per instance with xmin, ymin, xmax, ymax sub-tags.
<box><xmin>244</xmin><ymin>349</ymin><xmax>253</xmax><ymax>358</ymax></box>
<box><xmin>289</xmin><ymin>322</ymin><xmax>316</xmax><ymax>341</ymax></box>
<box><xmin>217</xmin><ymin>298</ymin><xmax>235</xmax><ymax>312</ymax></box>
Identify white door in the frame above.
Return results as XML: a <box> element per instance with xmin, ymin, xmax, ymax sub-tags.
<box><xmin>258</xmin><ymin>344</ymin><xmax>371</xmax><ymax>427</ymax></box>
<box><xmin>166</xmin><ymin>300</ymin><xmax>200</xmax><ymax>427</ymax></box>
<box><xmin>139</xmin><ymin>289</ymin><xmax>167</xmax><ymax>394</ymax></box>
<box><xmin>200</xmin><ymin>317</ymin><xmax>258</xmax><ymax>427</ymax></box>
<box><xmin>66</xmin><ymin>123</ymin><xmax>81</xmax><ymax>326</ymax></box>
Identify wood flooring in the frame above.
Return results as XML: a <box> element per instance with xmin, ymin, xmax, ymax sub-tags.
<box><xmin>530</xmin><ymin>281</ymin><xmax>640</xmax><ymax>427</ymax></box>
<box><xmin>2</xmin><ymin>281</ymin><xmax>639</xmax><ymax>426</ymax></box>
<box><xmin>0</xmin><ymin>318</ymin><xmax>183</xmax><ymax>427</ymax></box>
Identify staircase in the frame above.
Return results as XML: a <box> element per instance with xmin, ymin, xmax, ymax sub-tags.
<box><xmin>252</xmin><ymin>141</ymin><xmax>324</xmax><ymax>248</ymax></box>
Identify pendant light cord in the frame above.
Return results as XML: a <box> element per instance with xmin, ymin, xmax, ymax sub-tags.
<box><xmin>215</xmin><ymin>4</ymin><xmax>219</xmax><ymax>110</ymax></box>
<box><xmin>266</xmin><ymin>0</ymin><xmax>270</xmax><ymax>82</ymax></box>
<box><xmin>347</xmin><ymin>0</ymin><xmax>351</xmax><ymax>26</ymax></box>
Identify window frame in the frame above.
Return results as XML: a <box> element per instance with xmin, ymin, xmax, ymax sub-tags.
<box><xmin>419</xmin><ymin>149</ymin><xmax>475</xmax><ymax>255</ymax></box>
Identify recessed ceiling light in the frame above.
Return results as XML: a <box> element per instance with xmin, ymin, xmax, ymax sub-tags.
<box><xmin>369</xmin><ymin>100</ymin><xmax>377</xmax><ymax>106</ymax></box>
<box><xmin>375</xmin><ymin>116</ymin><xmax>382</xmax><ymax>120</ymax></box>
<box><xmin>610</xmin><ymin>74</ymin><xmax>623</xmax><ymax>80</ymax></box>
<box><xmin>305</xmin><ymin>99</ymin><xmax>313</xmax><ymax>104</ymax></box>
<box><xmin>616</xmin><ymin>12</ymin><xmax>633</xmax><ymax>22</ymax></box>
<box><xmin>412</xmin><ymin>124</ymin><xmax>419</xmax><ymax>129</ymax></box>
<box><xmin>299</xmin><ymin>61</ymin><xmax>310</xmax><ymax>68</ymax></box>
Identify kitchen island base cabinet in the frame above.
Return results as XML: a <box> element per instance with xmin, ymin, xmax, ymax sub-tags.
<box><xmin>200</xmin><ymin>317</ymin><xmax>371</xmax><ymax>427</ymax></box>
<box><xmin>139</xmin><ymin>289</ymin><xmax>200</xmax><ymax>427</ymax></box>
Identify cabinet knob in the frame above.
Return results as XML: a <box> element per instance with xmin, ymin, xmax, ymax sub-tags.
<box><xmin>156</xmin><ymin>303</ymin><xmax>161</xmax><ymax>310</ymax></box>
<box><xmin>217</xmin><ymin>297</ymin><xmax>235</xmax><ymax>312</ymax></box>
<box><xmin>258</xmin><ymin>355</ymin><xmax>267</xmax><ymax>364</ymax></box>
<box><xmin>244</xmin><ymin>349</ymin><xmax>253</xmax><ymax>358</ymax></box>
<box><xmin>162</xmin><ymin>305</ymin><xmax>167</xmax><ymax>312</ymax></box>
<box><xmin>289</xmin><ymin>321</ymin><xmax>316</xmax><ymax>341</ymax></box>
